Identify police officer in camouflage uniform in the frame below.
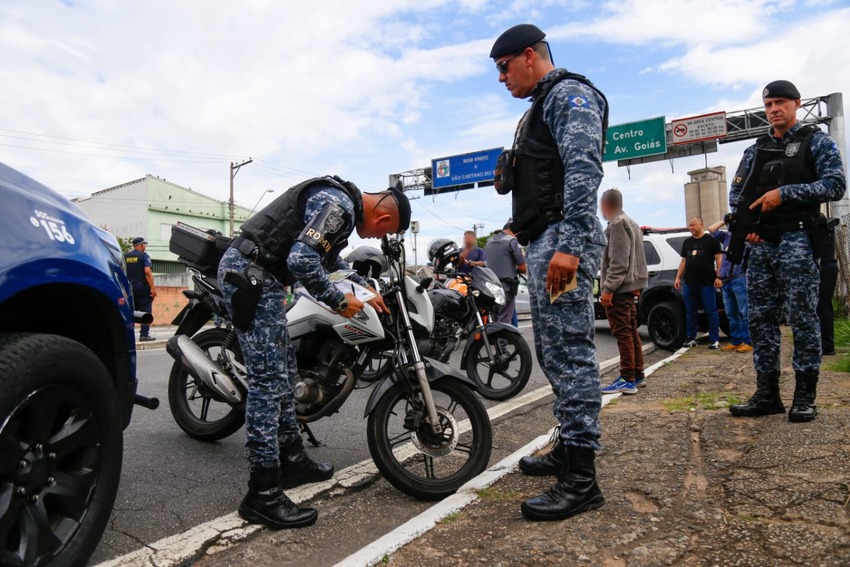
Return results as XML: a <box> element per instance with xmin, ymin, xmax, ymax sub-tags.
<box><xmin>729</xmin><ymin>81</ymin><xmax>845</xmax><ymax>423</ymax></box>
<box><xmin>490</xmin><ymin>24</ymin><xmax>609</xmax><ymax>522</ymax></box>
<box><xmin>218</xmin><ymin>176</ymin><xmax>410</xmax><ymax>529</ymax></box>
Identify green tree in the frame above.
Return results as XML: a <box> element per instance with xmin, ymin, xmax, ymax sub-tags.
<box><xmin>115</xmin><ymin>236</ymin><xmax>133</xmax><ymax>254</ymax></box>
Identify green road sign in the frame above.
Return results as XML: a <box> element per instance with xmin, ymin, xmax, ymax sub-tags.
<box><xmin>603</xmin><ymin>116</ymin><xmax>667</xmax><ymax>162</ymax></box>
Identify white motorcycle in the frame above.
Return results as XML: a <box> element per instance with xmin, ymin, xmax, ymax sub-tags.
<box><xmin>166</xmin><ymin>231</ymin><xmax>492</xmax><ymax>500</ymax></box>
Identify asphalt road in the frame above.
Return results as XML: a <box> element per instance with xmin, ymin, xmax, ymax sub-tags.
<box><xmin>90</xmin><ymin>320</ymin><xmax>649</xmax><ymax>564</ymax></box>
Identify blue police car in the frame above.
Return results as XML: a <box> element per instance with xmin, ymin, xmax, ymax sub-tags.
<box><xmin>0</xmin><ymin>162</ymin><xmax>155</xmax><ymax>566</ymax></box>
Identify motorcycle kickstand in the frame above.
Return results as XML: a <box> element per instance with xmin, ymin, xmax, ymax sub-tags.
<box><xmin>299</xmin><ymin>422</ymin><xmax>324</xmax><ymax>447</ymax></box>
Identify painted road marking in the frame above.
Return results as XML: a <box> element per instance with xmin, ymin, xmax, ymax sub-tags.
<box><xmin>94</xmin><ymin>344</ymin><xmax>657</xmax><ymax>567</ymax></box>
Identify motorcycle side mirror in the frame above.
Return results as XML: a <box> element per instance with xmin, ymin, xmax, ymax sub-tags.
<box><xmin>416</xmin><ymin>277</ymin><xmax>433</xmax><ymax>294</ymax></box>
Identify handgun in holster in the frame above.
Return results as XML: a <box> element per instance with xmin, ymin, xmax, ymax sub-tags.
<box><xmin>223</xmin><ymin>263</ymin><xmax>265</xmax><ymax>331</ymax></box>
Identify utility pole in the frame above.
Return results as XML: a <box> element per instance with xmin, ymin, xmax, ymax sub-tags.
<box><xmin>229</xmin><ymin>158</ymin><xmax>253</xmax><ymax>236</ymax></box>
<box><xmin>472</xmin><ymin>223</ymin><xmax>485</xmax><ymax>237</ymax></box>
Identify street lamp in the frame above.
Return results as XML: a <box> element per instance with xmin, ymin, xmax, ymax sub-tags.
<box><xmin>248</xmin><ymin>189</ymin><xmax>275</xmax><ymax>218</ymax></box>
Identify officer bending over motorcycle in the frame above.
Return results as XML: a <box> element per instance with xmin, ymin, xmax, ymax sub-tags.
<box><xmin>218</xmin><ymin>176</ymin><xmax>410</xmax><ymax>529</ymax></box>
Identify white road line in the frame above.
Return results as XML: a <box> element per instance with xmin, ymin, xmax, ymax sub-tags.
<box><xmin>333</xmin><ymin>345</ymin><xmax>686</xmax><ymax>567</ymax></box>
<box><xmin>93</xmin><ymin>344</ymin><xmax>657</xmax><ymax>567</ymax></box>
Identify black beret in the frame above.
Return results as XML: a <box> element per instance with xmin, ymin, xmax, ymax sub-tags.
<box><xmin>490</xmin><ymin>24</ymin><xmax>546</xmax><ymax>59</ymax></box>
<box><xmin>762</xmin><ymin>80</ymin><xmax>800</xmax><ymax>100</ymax></box>
<box><xmin>388</xmin><ymin>186</ymin><xmax>411</xmax><ymax>233</ymax></box>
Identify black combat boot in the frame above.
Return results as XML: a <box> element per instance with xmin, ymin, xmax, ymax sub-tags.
<box><xmin>521</xmin><ymin>446</ymin><xmax>605</xmax><ymax>522</ymax></box>
<box><xmin>729</xmin><ymin>372</ymin><xmax>785</xmax><ymax>417</ymax></box>
<box><xmin>279</xmin><ymin>437</ymin><xmax>335</xmax><ymax>489</ymax></box>
<box><xmin>239</xmin><ymin>466</ymin><xmax>318</xmax><ymax>529</ymax></box>
<box><xmin>788</xmin><ymin>373</ymin><xmax>818</xmax><ymax>423</ymax></box>
<box><xmin>519</xmin><ymin>437</ymin><xmax>567</xmax><ymax>477</ymax></box>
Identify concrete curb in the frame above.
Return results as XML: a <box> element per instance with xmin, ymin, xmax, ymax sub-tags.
<box><xmin>333</xmin><ymin>345</ymin><xmax>688</xmax><ymax>567</ymax></box>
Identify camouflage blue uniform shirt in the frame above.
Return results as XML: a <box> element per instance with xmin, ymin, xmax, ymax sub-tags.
<box><xmin>729</xmin><ymin>123</ymin><xmax>846</xmax><ymax>209</ymax></box>
<box><xmin>287</xmin><ymin>186</ymin><xmax>368</xmax><ymax>306</ymax></box>
<box><xmin>540</xmin><ymin>70</ymin><xmax>607</xmax><ymax>257</ymax></box>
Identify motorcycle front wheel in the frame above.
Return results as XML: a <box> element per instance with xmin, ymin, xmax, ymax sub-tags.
<box><xmin>168</xmin><ymin>328</ymin><xmax>246</xmax><ymax>441</ymax></box>
<box><xmin>464</xmin><ymin>330</ymin><xmax>532</xmax><ymax>400</ymax></box>
<box><xmin>367</xmin><ymin>377</ymin><xmax>492</xmax><ymax>500</ymax></box>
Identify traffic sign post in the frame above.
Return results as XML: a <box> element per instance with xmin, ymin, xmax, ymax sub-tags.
<box><xmin>603</xmin><ymin>117</ymin><xmax>667</xmax><ymax>162</ymax></box>
<box><xmin>430</xmin><ymin>147</ymin><xmax>503</xmax><ymax>193</ymax></box>
<box><xmin>671</xmin><ymin>111</ymin><xmax>728</xmax><ymax>145</ymax></box>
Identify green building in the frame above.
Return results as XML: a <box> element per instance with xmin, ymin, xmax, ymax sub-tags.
<box><xmin>73</xmin><ymin>175</ymin><xmax>252</xmax><ymax>275</ymax></box>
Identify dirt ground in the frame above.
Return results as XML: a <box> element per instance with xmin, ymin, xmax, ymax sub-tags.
<box><xmin>389</xmin><ymin>336</ymin><xmax>850</xmax><ymax>567</ymax></box>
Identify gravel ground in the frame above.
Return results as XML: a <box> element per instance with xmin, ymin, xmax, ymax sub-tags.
<box><xmin>389</xmin><ymin>333</ymin><xmax>850</xmax><ymax>567</ymax></box>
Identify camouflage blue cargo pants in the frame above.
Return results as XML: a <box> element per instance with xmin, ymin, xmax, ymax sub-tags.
<box><xmin>747</xmin><ymin>230</ymin><xmax>821</xmax><ymax>375</ymax></box>
<box><xmin>526</xmin><ymin>225</ymin><xmax>604</xmax><ymax>450</ymax></box>
<box><xmin>218</xmin><ymin>247</ymin><xmax>301</xmax><ymax>469</ymax></box>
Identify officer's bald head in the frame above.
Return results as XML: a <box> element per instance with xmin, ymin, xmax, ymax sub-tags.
<box><xmin>357</xmin><ymin>190</ymin><xmax>410</xmax><ymax>239</ymax></box>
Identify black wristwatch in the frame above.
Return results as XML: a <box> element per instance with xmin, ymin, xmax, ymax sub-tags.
<box><xmin>333</xmin><ymin>296</ymin><xmax>350</xmax><ymax>313</ymax></box>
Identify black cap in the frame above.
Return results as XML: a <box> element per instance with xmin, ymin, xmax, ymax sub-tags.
<box><xmin>388</xmin><ymin>186</ymin><xmax>411</xmax><ymax>233</ymax></box>
<box><xmin>762</xmin><ymin>80</ymin><xmax>800</xmax><ymax>100</ymax></box>
<box><xmin>490</xmin><ymin>24</ymin><xmax>546</xmax><ymax>59</ymax></box>
<box><xmin>132</xmin><ymin>237</ymin><xmax>147</xmax><ymax>246</ymax></box>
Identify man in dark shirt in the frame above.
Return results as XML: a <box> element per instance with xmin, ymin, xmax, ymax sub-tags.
<box><xmin>124</xmin><ymin>236</ymin><xmax>157</xmax><ymax>341</ymax></box>
<box><xmin>674</xmin><ymin>217</ymin><xmax>722</xmax><ymax>349</ymax></box>
<box><xmin>485</xmin><ymin>223</ymin><xmax>527</xmax><ymax>324</ymax></box>
<box><xmin>458</xmin><ymin>230</ymin><xmax>486</xmax><ymax>275</ymax></box>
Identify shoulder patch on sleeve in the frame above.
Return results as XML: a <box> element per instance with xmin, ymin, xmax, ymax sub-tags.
<box><xmin>568</xmin><ymin>95</ymin><xmax>589</xmax><ymax>108</ymax></box>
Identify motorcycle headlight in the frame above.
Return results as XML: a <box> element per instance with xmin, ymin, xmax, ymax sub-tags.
<box><xmin>485</xmin><ymin>282</ymin><xmax>506</xmax><ymax>305</ymax></box>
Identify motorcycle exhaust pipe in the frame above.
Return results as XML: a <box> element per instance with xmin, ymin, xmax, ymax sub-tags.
<box><xmin>134</xmin><ymin>311</ymin><xmax>153</xmax><ymax>325</ymax></box>
<box><xmin>166</xmin><ymin>335</ymin><xmax>244</xmax><ymax>404</ymax></box>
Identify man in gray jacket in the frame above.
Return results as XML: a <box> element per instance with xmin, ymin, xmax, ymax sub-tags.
<box><xmin>599</xmin><ymin>189</ymin><xmax>648</xmax><ymax>395</ymax></box>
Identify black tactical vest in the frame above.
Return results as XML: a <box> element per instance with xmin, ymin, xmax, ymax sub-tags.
<box><xmin>751</xmin><ymin>125</ymin><xmax>819</xmax><ymax>226</ymax></box>
<box><xmin>511</xmin><ymin>69</ymin><xmax>609</xmax><ymax>222</ymax></box>
<box><xmin>239</xmin><ymin>176</ymin><xmax>363</xmax><ymax>281</ymax></box>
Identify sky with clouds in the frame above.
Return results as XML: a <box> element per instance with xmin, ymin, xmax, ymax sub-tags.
<box><xmin>2</xmin><ymin>0</ymin><xmax>849</xmax><ymax>259</ymax></box>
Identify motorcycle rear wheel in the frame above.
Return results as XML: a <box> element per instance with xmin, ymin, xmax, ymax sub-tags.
<box><xmin>168</xmin><ymin>328</ymin><xmax>246</xmax><ymax>441</ymax></box>
<box><xmin>367</xmin><ymin>377</ymin><xmax>492</xmax><ymax>500</ymax></box>
<box><xmin>464</xmin><ymin>330</ymin><xmax>532</xmax><ymax>401</ymax></box>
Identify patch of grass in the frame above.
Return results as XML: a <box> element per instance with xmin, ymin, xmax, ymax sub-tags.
<box><xmin>662</xmin><ymin>391</ymin><xmax>744</xmax><ymax>412</ymax></box>
<box><xmin>380</xmin><ymin>554</ymin><xmax>390</xmax><ymax>564</ymax></box>
<box><xmin>833</xmin><ymin>316</ymin><xmax>850</xmax><ymax>351</ymax></box>
<box><xmin>825</xmin><ymin>356</ymin><xmax>850</xmax><ymax>373</ymax></box>
<box><xmin>826</xmin><ymin>316</ymin><xmax>850</xmax><ymax>372</ymax></box>
<box><xmin>438</xmin><ymin>511</ymin><xmax>463</xmax><ymax>525</ymax></box>
<box><xmin>736</xmin><ymin>512</ymin><xmax>762</xmax><ymax>522</ymax></box>
<box><xmin>475</xmin><ymin>487</ymin><xmax>521</xmax><ymax>501</ymax></box>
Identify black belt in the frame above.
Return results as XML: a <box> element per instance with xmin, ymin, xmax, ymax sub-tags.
<box><xmin>231</xmin><ymin>235</ymin><xmax>259</xmax><ymax>258</ymax></box>
<box><xmin>231</xmin><ymin>236</ymin><xmax>290</xmax><ymax>284</ymax></box>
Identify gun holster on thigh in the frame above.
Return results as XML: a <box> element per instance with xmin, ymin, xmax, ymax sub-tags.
<box><xmin>224</xmin><ymin>263</ymin><xmax>265</xmax><ymax>331</ymax></box>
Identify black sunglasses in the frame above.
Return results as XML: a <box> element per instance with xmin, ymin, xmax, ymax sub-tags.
<box><xmin>496</xmin><ymin>53</ymin><xmax>521</xmax><ymax>74</ymax></box>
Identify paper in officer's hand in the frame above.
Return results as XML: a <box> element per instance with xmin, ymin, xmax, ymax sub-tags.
<box><xmin>548</xmin><ymin>275</ymin><xmax>577</xmax><ymax>304</ymax></box>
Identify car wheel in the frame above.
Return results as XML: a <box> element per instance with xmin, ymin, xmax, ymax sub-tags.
<box><xmin>648</xmin><ymin>301</ymin><xmax>685</xmax><ymax>351</ymax></box>
<box><xmin>0</xmin><ymin>333</ymin><xmax>122</xmax><ymax>567</ymax></box>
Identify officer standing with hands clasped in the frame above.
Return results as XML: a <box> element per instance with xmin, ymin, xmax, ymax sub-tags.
<box><xmin>124</xmin><ymin>236</ymin><xmax>157</xmax><ymax>342</ymax></box>
<box><xmin>491</xmin><ymin>23</ymin><xmax>609</xmax><ymax>522</ymax></box>
<box><xmin>728</xmin><ymin>80</ymin><xmax>845</xmax><ymax>423</ymax></box>
<box><xmin>218</xmin><ymin>176</ymin><xmax>410</xmax><ymax>529</ymax></box>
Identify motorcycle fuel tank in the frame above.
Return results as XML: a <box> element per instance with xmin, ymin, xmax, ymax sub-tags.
<box><xmin>428</xmin><ymin>288</ymin><xmax>469</xmax><ymax>322</ymax></box>
<box><xmin>286</xmin><ymin>293</ymin><xmax>385</xmax><ymax>345</ymax></box>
